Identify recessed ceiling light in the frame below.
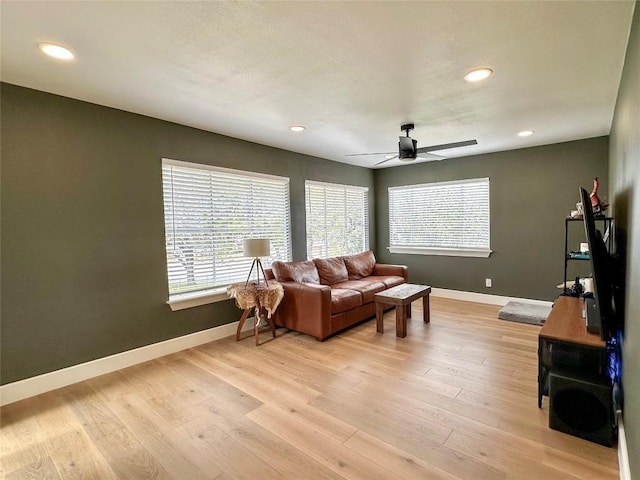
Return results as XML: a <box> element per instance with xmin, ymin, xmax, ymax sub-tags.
<box><xmin>290</xmin><ymin>125</ymin><xmax>306</xmax><ymax>132</ymax></box>
<box><xmin>38</xmin><ymin>43</ymin><xmax>74</xmax><ymax>60</ymax></box>
<box><xmin>464</xmin><ymin>68</ymin><xmax>493</xmax><ymax>82</ymax></box>
<box><xmin>517</xmin><ymin>130</ymin><xmax>535</xmax><ymax>137</ymax></box>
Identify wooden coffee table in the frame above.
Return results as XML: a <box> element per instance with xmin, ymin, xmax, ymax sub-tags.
<box><xmin>375</xmin><ymin>283</ymin><xmax>432</xmax><ymax>338</ymax></box>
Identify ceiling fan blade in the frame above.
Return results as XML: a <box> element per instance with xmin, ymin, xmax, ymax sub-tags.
<box><xmin>415</xmin><ymin>153</ymin><xmax>445</xmax><ymax>161</ymax></box>
<box><xmin>375</xmin><ymin>155</ymin><xmax>399</xmax><ymax>165</ymax></box>
<box><xmin>416</xmin><ymin>139</ymin><xmax>477</xmax><ymax>153</ymax></box>
<box><xmin>345</xmin><ymin>151</ymin><xmax>395</xmax><ymax>157</ymax></box>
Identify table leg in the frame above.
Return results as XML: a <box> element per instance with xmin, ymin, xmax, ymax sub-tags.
<box><xmin>263</xmin><ymin>305</ymin><xmax>276</xmax><ymax>339</ymax></box>
<box><xmin>423</xmin><ymin>293</ymin><xmax>430</xmax><ymax>323</ymax></box>
<box><xmin>538</xmin><ymin>337</ymin><xmax>543</xmax><ymax>408</ymax></box>
<box><xmin>236</xmin><ymin>309</ymin><xmax>251</xmax><ymax>341</ymax></box>
<box><xmin>376</xmin><ymin>301</ymin><xmax>384</xmax><ymax>333</ymax></box>
<box><xmin>406</xmin><ymin>303</ymin><xmax>411</xmax><ymax>319</ymax></box>
<box><xmin>246</xmin><ymin>307</ymin><xmax>275</xmax><ymax>346</ymax></box>
<box><xmin>396</xmin><ymin>305</ymin><xmax>407</xmax><ymax>338</ymax></box>
<box><xmin>254</xmin><ymin>308</ymin><xmax>261</xmax><ymax>346</ymax></box>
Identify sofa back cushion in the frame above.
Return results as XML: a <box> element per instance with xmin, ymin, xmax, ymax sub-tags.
<box><xmin>343</xmin><ymin>250</ymin><xmax>376</xmax><ymax>280</ymax></box>
<box><xmin>271</xmin><ymin>260</ymin><xmax>320</xmax><ymax>284</ymax></box>
<box><xmin>314</xmin><ymin>257</ymin><xmax>349</xmax><ymax>285</ymax></box>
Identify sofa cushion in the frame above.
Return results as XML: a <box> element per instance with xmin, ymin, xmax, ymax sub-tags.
<box><xmin>330</xmin><ymin>288</ymin><xmax>362</xmax><ymax>314</ymax></box>
<box><xmin>343</xmin><ymin>251</ymin><xmax>376</xmax><ymax>280</ymax></box>
<box><xmin>331</xmin><ymin>280</ymin><xmax>386</xmax><ymax>303</ymax></box>
<box><xmin>271</xmin><ymin>260</ymin><xmax>320</xmax><ymax>284</ymax></box>
<box><xmin>365</xmin><ymin>275</ymin><xmax>406</xmax><ymax>289</ymax></box>
<box><xmin>314</xmin><ymin>257</ymin><xmax>349</xmax><ymax>285</ymax></box>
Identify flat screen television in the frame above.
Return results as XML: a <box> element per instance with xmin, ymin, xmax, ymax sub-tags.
<box><xmin>579</xmin><ymin>187</ymin><xmax>616</xmax><ymax>341</ymax></box>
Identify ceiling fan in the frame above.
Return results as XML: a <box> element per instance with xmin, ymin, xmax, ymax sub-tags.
<box><xmin>346</xmin><ymin>123</ymin><xmax>478</xmax><ymax>166</ymax></box>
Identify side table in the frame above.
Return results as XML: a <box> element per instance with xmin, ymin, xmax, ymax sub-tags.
<box><xmin>227</xmin><ymin>281</ymin><xmax>284</xmax><ymax>345</ymax></box>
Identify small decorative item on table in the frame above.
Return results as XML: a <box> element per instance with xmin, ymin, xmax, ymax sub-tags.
<box><xmin>227</xmin><ymin>281</ymin><xmax>284</xmax><ymax>345</ymax></box>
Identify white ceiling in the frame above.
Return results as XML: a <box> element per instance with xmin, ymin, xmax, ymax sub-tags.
<box><xmin>1</xmin><ymin>1</ymin><xmax>635</xmax><ymax>168</ymax></box>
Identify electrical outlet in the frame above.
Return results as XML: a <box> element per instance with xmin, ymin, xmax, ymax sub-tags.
<box><xmin>485</xmin><ymin>278</ymin><xmax>492</xmax><ymax>287</ymax></box>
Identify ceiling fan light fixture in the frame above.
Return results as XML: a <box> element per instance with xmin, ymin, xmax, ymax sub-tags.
<box><xmin>289</xmin><ymin>125</ymin><xmax>306</xmax><ymax>132</ymax></box>
<box><xmin>517</xmin><ymin>130</ymin><xmax>535</xmax><ymax>137</ymax></box>
<box><xmin>398</xmin><ymin>134</ymin><xmax>417</xmax><ymax>160</ymax></box>
<box><xmin>464</xmin><ymin>68</ymin><xmax>493</xmax><ymax>82</ymax></box>
<box><xmin>38</xmin><ymin>42</ymin><xmax>74</xmax><ymax>60</ymax></box>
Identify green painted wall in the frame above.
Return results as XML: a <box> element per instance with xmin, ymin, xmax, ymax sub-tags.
<box><xmin>610</xmin><ymin>1</ymin><xmax>639</xmax><ymax>475</ymax></box>
<box><xmin>374</xmin><ymin>138</ymin><xmax>609</xmax><ymax>301</ymax></box>
<box><xmin>0</xmin><ymin>77</ymin><xmax>625</xmax><ymax>400</ymax></box>
<box><xmin>0</xmin><ymin>83</ymin><xmax>375</xmax><ymax>384</ymax></box>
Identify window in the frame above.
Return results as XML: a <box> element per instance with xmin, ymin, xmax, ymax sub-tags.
<box><xmin>305</xmin><ymin>180</ymin><xmax>369</xmax><ymax>259</ymax></box>
<box><xmin>388</xmin><ymin>177</ymin><xmax>491</xmax><ymax>257</ymax></box>
<box><xmin>162</xmin><ymin>158</ymin><xmax>291</xmax><ymax>308</ymax></box>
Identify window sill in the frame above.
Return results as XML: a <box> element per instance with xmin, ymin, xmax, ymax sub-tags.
<box><xmin>167</xmin><ymin>288</ymin><xmax>230</xmax><ymax>311</ymax></box>
<box><xmin>388</xmin><ymin>246</ymin><xmax>492</xmax><ymax>258</ymax></box>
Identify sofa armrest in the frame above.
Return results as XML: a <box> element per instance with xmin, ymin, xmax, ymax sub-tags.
<box><xmin>373</xmin><ymin>263</ymin><xmax>408</xmax><ymax>282</ymax></box>
<box><xmin>273</xmin><ymin>281</ymin><xmax>332</xmax><ymax>339</ymax></box>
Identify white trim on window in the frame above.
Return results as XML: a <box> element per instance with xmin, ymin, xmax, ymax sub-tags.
<box><xmin>162</xmin><ymin>158</ymin><xmax>288</xmax><ymax>182</ymax></box>
<box><xmin>165</xmin><ymin>287</ymin><xmax>230</xmax><ymax>311</ymax></box>
<box><xmin>388</xmin><ymin>246</ymin><xmax>491</xmax><ymax>257</ymax></box>
<box><xmin>305</xmin><ymin>179</ymin><xmax>369</xmax><ymax>192</ymax></box>
<box><xmin>305</xmin><ymin>180</ymin><xmax>369</xmax><ymax>259</ymax></box>
<box><xmin>388</xmin><ymin>177</ymin><xmax>491</xmax><ymax>257</ymax></box>
<box><xmin>161</xmin><ymin>158</ymin><xmax>291</xmax><ymax>307</ymax></box>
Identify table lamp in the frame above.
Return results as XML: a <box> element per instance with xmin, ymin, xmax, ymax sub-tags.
<box><xmin>243</xmin><ymin>238</ymin><xmax>270</xmax><ymax>286</ymax></box>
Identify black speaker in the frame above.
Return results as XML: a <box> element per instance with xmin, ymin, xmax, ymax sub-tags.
<box><xmin>549</xmin><ymin>370</ymin><xmax>615</xmax><ymax>446</ymax></box>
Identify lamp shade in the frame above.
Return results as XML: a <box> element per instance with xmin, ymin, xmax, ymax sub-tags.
<box><xmin>243</xmin><ymin>238</ymin><xmax>270</xmax><ymax>257</ymax></box>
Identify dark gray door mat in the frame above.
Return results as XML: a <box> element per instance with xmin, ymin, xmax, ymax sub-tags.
<box><xmin>497</xmin><ymin>301</ymin><xmax>552</xmax><ymax>326</ymax></box>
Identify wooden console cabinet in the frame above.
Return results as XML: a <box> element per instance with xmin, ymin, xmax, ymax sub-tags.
<box><xmin>538</xmin><ymin>295</ymin><xmax>607</xmax><ymax>408</ymax></box>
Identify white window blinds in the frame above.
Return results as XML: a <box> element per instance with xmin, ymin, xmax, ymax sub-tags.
<box><xmin>388</xmin><ymin>177</ymin><xmax>491</xmax><ymax>257</ymax></box>
<box><xmin>305</xmin><ymin>180</ymin><xmax>369</xmax><ymax>259</ymax></box>
<box><xmin>162</xmin><ymin>158</ymin><xmax>291</xmax><ymax>297</ymax></box>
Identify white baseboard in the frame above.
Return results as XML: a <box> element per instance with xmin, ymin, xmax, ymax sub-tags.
<box><xmin>0</xmin><ymin>319</ymin><xmax>255</xmax><ymax>407</ymax></box>
<box><xmin>618</xmin><ymin>411</ymin><xmax>631</xmax><ymax>480</ymax></box>
<box><xmin>431</xmin><ymin>287</ymin><xmax>553</xmax><ymax>307</ymax></box>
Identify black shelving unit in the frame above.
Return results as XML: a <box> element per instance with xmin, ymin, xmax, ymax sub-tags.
<box><xmin>563</xmin><ymin>216</ymin><xmax>613</xmax><ymax>295</ymax></box>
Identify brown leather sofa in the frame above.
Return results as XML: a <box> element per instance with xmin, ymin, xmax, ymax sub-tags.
<box><xmin>265</xmin><ymin>251</ymin><xmax>407</xmax><ymax>340</ymax></box>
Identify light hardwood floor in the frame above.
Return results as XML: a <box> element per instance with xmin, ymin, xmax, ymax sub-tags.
<box><xmin>1</xmin><ymin>297</ymin><xmax>619</xmax><ymax>479</ymax></box>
